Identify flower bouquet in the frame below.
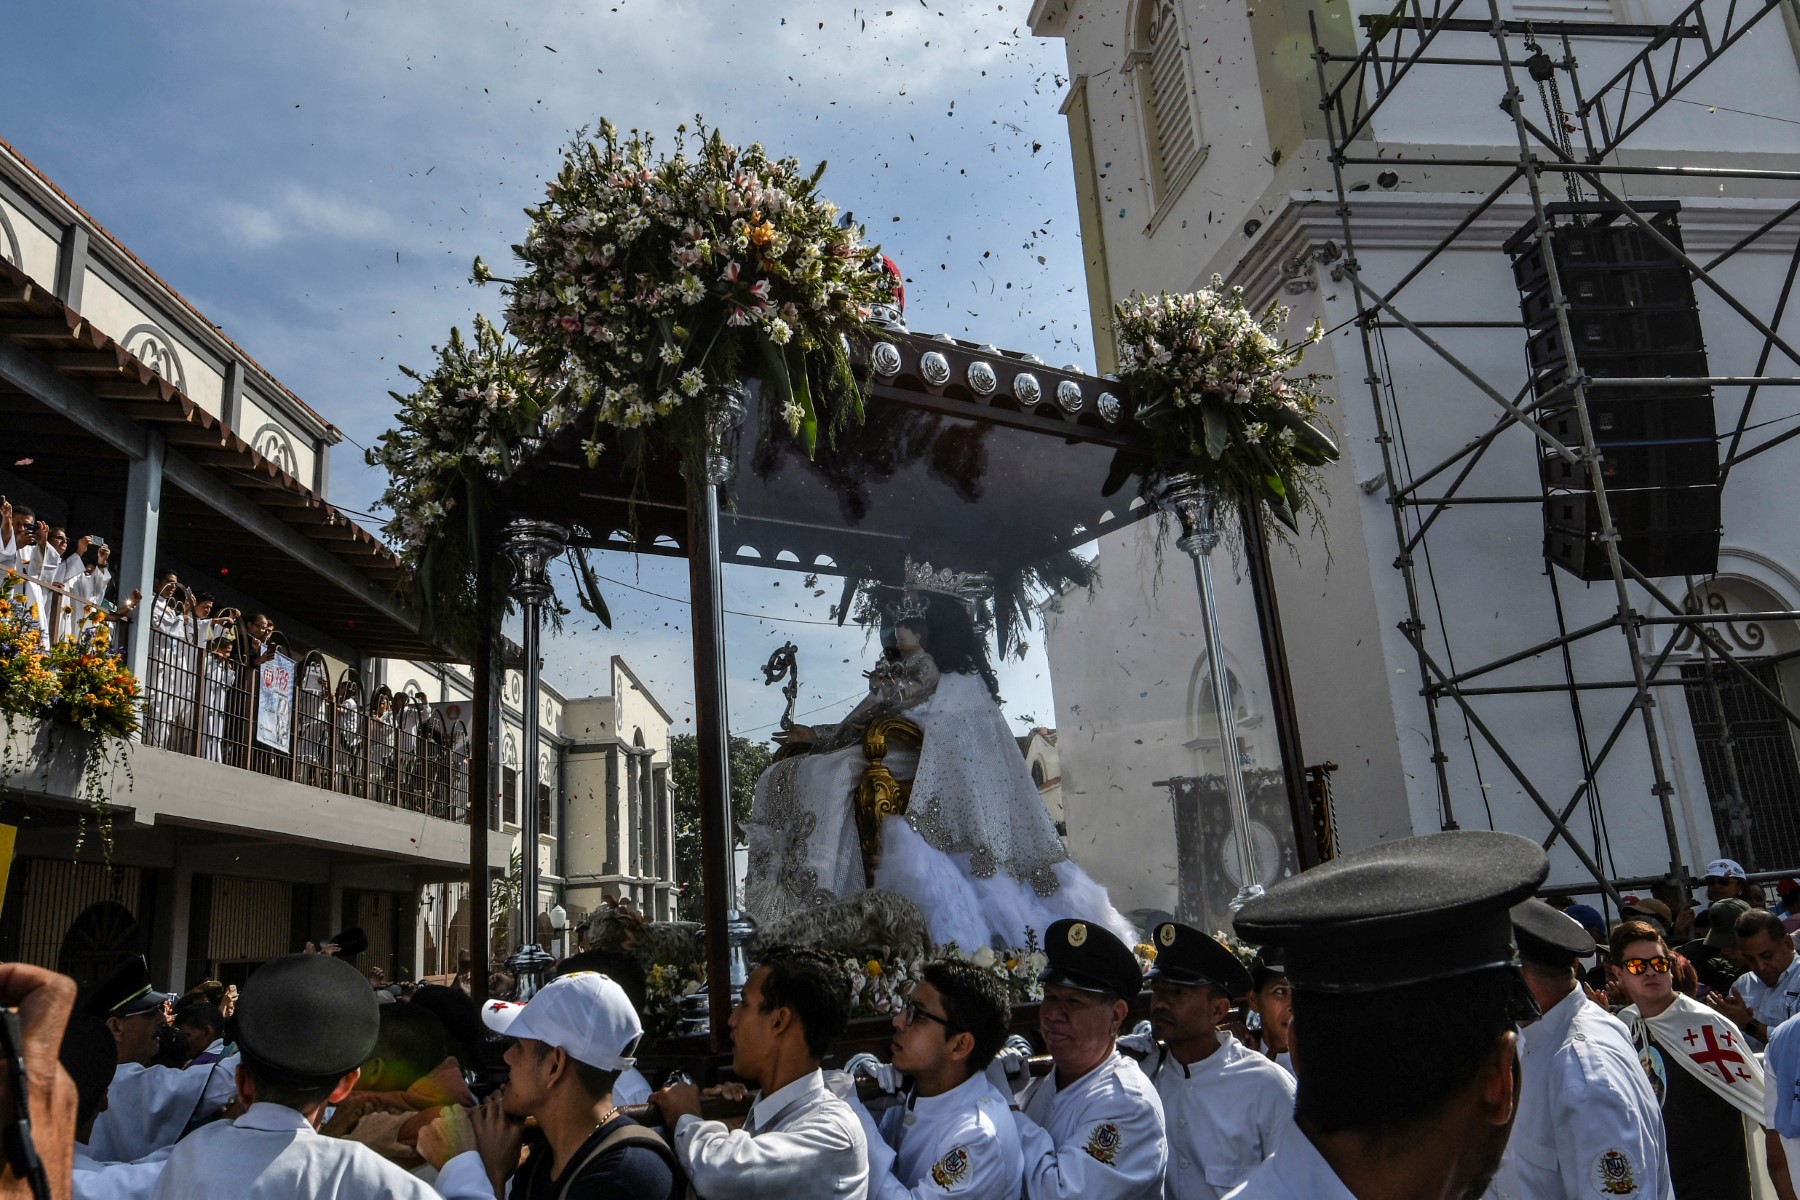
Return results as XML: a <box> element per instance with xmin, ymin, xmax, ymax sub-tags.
<box><xmin>1114</xmin><ymin>277</ymin><xmax>1339</xmax><ymax>533</ymax></box>
<box><xmin>0</xmin><ymin>574</ymin><xmax>57</xmax><ymax>721</ymax></box>
<box><xmin>494</xmin><ymin>117</ymin><xmax>892</xmax><ymax>466</ymax></box>
<box><xmin>44</xmin><ymin>615</ymin><xmax>140</xmax><ymax>740</ymax></box>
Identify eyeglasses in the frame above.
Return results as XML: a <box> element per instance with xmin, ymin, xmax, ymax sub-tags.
<box><xmin>1621</xmin><ymin>956</ymin><xmax>1673</xmax><ymax>976</ymax></box>
<box><xmin>898</xmin><ymin>998</ymin><xmax>955</xmax><ymax>1032</ymax></box>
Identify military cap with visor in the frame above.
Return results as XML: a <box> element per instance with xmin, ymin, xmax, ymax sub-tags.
<box><xmin>234</xmin><ymin>953</ymin><xmax>381</xmax><ymax>1079</ymax></box>
<box><xmin>1232</xmin><ymin>830</ymin><xmax>1549</xmax><ymax>994</ymax></box>
<box><xmin>80</xmin><ymin>955</ymin><xmax>174</xmax><ymax>1019</ymax></box>
<box><xmin>1146</xmin><ymin>922</ymin><xmax>1254</xmax><ymax>998</ymax></box>
<box><xmin>1510</xmin><ymin>898</ymin><xmax>1596</xmax><ymax>966</ymax></box>
<box><xmin>1040</xmin><ymin>917</ymin><xmax>1144</xmax><ymax>1001</ymax></box>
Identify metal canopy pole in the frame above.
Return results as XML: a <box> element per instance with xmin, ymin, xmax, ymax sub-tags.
<box><xmin>1158</xmin><ymin>476</ymin><xmax>1264</xmax><ymax>909</ymax></box>
<box><xmin>468</xmin><ymin>538</ymin><xmax>497</xmax><ymax>1006</ymax></box>
<box><xmin>686</xmin><ymin>384</ymin><xmax>748</xmax><ymax>1050</ymax></box>
<box><xmin>502</xmin><ymin>518</ymin><xmax>568</xmax><ymax>1000</ymax></box>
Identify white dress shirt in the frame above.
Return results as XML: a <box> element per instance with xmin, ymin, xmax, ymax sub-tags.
<box><xmin>674</xmin><ymin>1067</ymin><xmax>870</xmax><ymax>1199</ymax></box>
<box><xmin>72</xmin><ymin>1142</ymin><xmax>171</xmax><ymax>1200</ymax></box>
<box><xmin>149</xmin><ymin>1102</ymin><xmax>444</xmax><ymax>1199</ymax></box>
<box><xmin>1220</xmin><ymin>1117</ymin><xmax>1354</xmax><ymax>1200</ymax></box>
<box><xmin>1731</xmin><ymin>951</ymin><xmax>1800</xmax><ymax>1046</ymax></box>
<box><xmin>615</xmin><ymin>1065</ymin><xmax>653</xmax><ymax>1107</ymax></box>
<box><xmin>1139</xmin><ymin>1033</ymin><xmax>1295</xmax><ymax>1200</ymax></box>
<box><xmin>1488</xmin><ymin>986</ymin><xmax>1674</xmax><ymax>1200</ymax></box>
<box><xmin>1016</xmin><ymin>1050</ymin><xmax>1167</xmax><ymax>1200</ymax></box>
<box><xmin>854</xmin><ymin>1070</ymin><xmax>1024</xmax><ymax>1198</ymax></box>
<box><xmin>88</xmin><ymin>1054</ymin><xmax>241</xmax><ymax>1162</ymax></box>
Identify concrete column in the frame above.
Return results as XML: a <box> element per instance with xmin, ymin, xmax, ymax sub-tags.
<box><xmin>314</xmin><ymin>441</ymin><xmax>331</xmax><ymax>497</ymax></box>
<box><xmin>605</xmin><ymin>745</ymin><xmax>621</xmax><ymax>874</ymax></box>
<box><xmin>163</xmin><ymin>857</ymin><xmax>193</xmax><ymax>993</ymax></box>
<box><xmin>220</xmin><ymin>362</ymin><xmax>244</xmax><ymax>433</ymax></box>
<box><xmin>119</xmin><ymin>434</ymin><xmax>165</xmax><ymax>684</ymax></box>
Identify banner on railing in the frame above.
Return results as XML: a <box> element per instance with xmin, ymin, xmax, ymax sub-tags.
<box><xmin>255</xmin><ymin>651</ymin><xmax>297</xmax><ymax>752</ymax></box>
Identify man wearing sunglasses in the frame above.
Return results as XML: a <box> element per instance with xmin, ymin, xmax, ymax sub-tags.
<box><xmin>1611</xmin><ymin>919</ymin><xmax>1771</xmax><ymax>1200</ymax></box>
<box><xmin>844</xmin><ymin>959</ymin><xmax>1023</xmax><ymax>1198</ymax></box>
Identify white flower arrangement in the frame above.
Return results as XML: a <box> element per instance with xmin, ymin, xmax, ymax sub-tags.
<box><xmin>493</xmin><ymin>117</ymin><xmax>893</xmax><ymax>464</ymax></box>
<box><xmin>1114</xmin><ymin>277</ymin><xmax>1340</xmax><ymax>533</ymax></box>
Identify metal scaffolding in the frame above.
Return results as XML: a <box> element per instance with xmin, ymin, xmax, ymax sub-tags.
<box><xmin>1308</xmin><ymin>0</ymin><xmax>1800</xmax><ymax>904</ymax></box>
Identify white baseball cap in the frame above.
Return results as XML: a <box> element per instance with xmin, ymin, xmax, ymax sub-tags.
<box><xmin>1705</xmin><ymin>858</ymin><xmax>1749</xmax><ymax>881</ymax></box>
<box><xmin>480</xmin><ymin>972</ymin><xmax>643</xmax><ymax>1071</ymax></box>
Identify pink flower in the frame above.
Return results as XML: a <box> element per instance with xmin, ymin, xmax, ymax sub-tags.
<box><xmin>749</xmin><ymin>279</ymin><xmax>772</xmax><ymax>303</ymax></box>
<box><xmin>558</xmin><ymin>315</ymin><xmax>580</xmax><ymax>332</ymax></box>
<box><xmin>721</xmin><ymin>261</ymin><xmax>741</xmax><ymax>283</ymax></box>
<box><xmin>727</xmin><ymin>306</ymin><xmax>754</xmax><ymax>327</ymax></box>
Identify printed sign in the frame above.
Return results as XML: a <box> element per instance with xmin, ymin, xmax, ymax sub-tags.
<box><xmin>255</xmin><ymin>651</ymin><xmax>296</xmax><ymax>752</ymax></box>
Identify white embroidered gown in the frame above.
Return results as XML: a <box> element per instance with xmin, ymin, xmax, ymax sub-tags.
<box><xmin>744</xmin><ymin>657</ymin><xmax>1135</xmax><ymax>951</ymax></box>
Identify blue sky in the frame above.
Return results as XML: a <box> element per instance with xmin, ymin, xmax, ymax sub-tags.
<box><xmin>6</xmin><ymin>1</ymin><xmax>1093</xmax><ymax>730</ymax></box>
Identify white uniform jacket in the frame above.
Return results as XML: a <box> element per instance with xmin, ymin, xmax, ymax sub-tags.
<box><xmin>1016</xmin><ymin>1050</ymin><xmax>1167</xmax><ymax>1200</ymax></box>
<box><xmin>88</xmin><ymin>1054</ymin><xmax>240</xmax><ymax>1162</ymax></box>
<box><xmin>1138</xmin><ymin>1033</ymin><xmax>1295</xmax><ymax>1200</ymax></box>
<box><xmin>72</xmin><ymin>1143</ymin><xmax>171</xmax><ymax>1200</ymax></box>
<box><xmin>673</xmin><ymin>1067</ymin><xmax>870</xmax><ymax>1199</ymax></box>
<box><xmin>853</xmin><ymin>1070</ymin><xmax>1024</xmax><ymax>1198</ymax></box>
<box><xmin>1732</xmin><ymin>952</ymin><xmax>1800</xmax><ymax>1046</ymax></box>
<box><xmin>1489</xmin><ymin>987</ymin><xmax>1674</xmax><ymax>1200</ymax></box>
<box><xmin>1221</xmin><ymin>1118</ymin><xmax>1353</xmax><ymax>1200</ymax></box>
<box><xmin>149</xmin><ymin>1102</ymin><xmax>444</xmax><ymax>1200</ymax></box>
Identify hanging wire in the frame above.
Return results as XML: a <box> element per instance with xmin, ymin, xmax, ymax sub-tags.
<box><xmin>1372</xmin><ymin>322</ymin><xmax>1499</xmax><ymax>829</ymax></box>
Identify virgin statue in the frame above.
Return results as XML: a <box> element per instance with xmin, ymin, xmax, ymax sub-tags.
<box><xmin>743</xmin><ymin>571</ymin><xmax>1135</xmax><ymax>951</ymax></box>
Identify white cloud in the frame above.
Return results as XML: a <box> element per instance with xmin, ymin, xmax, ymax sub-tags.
<box><xmin>215</xmin><ymin>185</ymin><xmax>395</xmax><ymax>251</ymax></box>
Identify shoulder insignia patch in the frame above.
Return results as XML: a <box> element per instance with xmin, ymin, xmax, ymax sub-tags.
<box><xmin>930</xmin><ymin>1146</ymin><xmax>971</xmax><ymax>1189</ymax></box>
<box><xmin>1593</xmin><ymin>1148</ymin><xmax>1639</xmax><ymax>1195</ymax></box>
<box><xmin>1084</xmin><ymin>1122</ymin><xmax>1122</xmax><ymax>1166</ymax></box>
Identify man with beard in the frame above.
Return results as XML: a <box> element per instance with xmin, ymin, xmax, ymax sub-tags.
<box><xmin>1134</xmin><ymin>922</ymin><xmax>1293</xmax><ymax>1198</ymax></box>
<box><xmin>1227</xmin><ymin>830</ymin><xmax>1548</xmax><ymax>1200</ymax></box>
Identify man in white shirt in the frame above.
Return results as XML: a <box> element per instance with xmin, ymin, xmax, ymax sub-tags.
<box><xmin>1134</xmin><ymin>922</ymin><xmax>1293</xmax><ymax>1199</ymax></box>
<box><xmin>61</xmin><ymin>1012</ymin><xmax>172</xmax><ymax>1200</ymax></box>
<box><xmin>1225</xmin><ymin>830</ymin><xmax>1547</xmax><ymax>1200</ymax></box>
<box><xmin>653</xmin><ymin>943</ymin><xmax>869</xmax><ymax>1198</ymax></box>
<box><xmin>1015</xmin><ymin>917</ymin><xmax>1167</xmax><ymax>1200</ymax></box>
<box><xmin>1486</xmin><ymin>899</ymin><xmax>1672</xmax><ymax>1200</ymax></box>
<box><xmin>84</xmin><ymin>955</ymin><xmax>240</xmax><ymax>1163</ymax></box>
<box><xmin>1722</xmin><ymin>907</ymin><xmax>1800</xmax><ymax>1049</ymax></box>
<box><xmin>150</xmin><ymin>951</ymin><xmax>444</xmax><ymax>1199</ymax></box>
<box><xmin>846</xmin><ymin>957</ymin><xmax>1024</xmax><ymax>1198</ymax></box>
<box><xmin>1244</xmin><ymin>957</ymin><xmax>1292</xmax><ymax>1075</ymax></box>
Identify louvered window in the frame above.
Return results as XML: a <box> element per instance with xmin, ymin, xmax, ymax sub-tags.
<box><xmin>1139</xmin><ymin>2</ymin><xmax>1201</xmax><ymax>205</ymax></box>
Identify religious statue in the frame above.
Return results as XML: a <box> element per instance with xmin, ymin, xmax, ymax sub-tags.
<box><xmin>743</xmin><ymin>561</ymin><xmax>1134</xmax><ymax>951</ymax></box>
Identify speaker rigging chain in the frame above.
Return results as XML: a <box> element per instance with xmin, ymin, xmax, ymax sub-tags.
<box><xmin>1522</xmin><ymin>23</ymin><xmax>1584</xmax><ymax>204</ymax></box>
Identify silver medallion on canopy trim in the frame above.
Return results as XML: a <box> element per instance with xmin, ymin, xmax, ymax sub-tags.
<box><xmin>871</xmin><ymin>341</ymin><xmax>903</xmax><ymax>378</ymax></box>
<box><xmin>967</xmin><ymin>360</ymin><xmax>998</xmax><ymax>395</ymax></box>
<box><xmin>1056</xmin><ymin>379</ymin><xmax>1084</xmax><ymax>414</ymax></box>
<box><xmin>1012</xmin><ymin>372</ymin><xmax>1042</xmax><ymax>406</ymax></box>
<box><xmin>1097</xmin><ymin>391</ymin><xmax>1123</xmax><ymax>423</ymax></box>
<box><xmin>920</xmin><ymin>351</ymin><xmax>952</xmax><ymax>386</ymax></box>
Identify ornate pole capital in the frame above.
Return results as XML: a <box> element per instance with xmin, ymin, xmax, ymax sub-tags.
<box><xmin>1154</xmin><ymin>473</ymin><xmax>1223</xmax><ymax>559</ymax></box>
<box><xmin>501</xmin><ymin>519</ymin><xmax>569</xmax><ymax>605</ymax></box>
<box><xmin>702</xmin><ymin>381</ymin><xmax>751</xmax><ymax>486</ymax></box>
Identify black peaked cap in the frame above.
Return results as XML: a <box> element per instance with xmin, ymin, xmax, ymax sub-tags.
<box><xmin>1147</xmin><ymin>922</ymin><xmax>1254</xmax><ymax>998</ymax></box>
<box><xmin>1233</xmin><ymin>830</ymin><xmax>1548</xmax><ymax>994</ymax></box>
<box><xmin>1511</xmin><ymin>898</ymin><xmax>1596</xmax><ymax>962</ymax></box>
<box><xmin>1040</xmin><ymin>918</ymin><xmax>1144</xmax><ymax>1001</ymax></box>
<box><xmin>236</xmin><ymin>953</ymin><xmax>379</xmax><ymax>1078</ymax></box>
<box><xmin>80</xmin><ymin>955</ymin><xmax>173</xmax><ymax>1018</ymax></box>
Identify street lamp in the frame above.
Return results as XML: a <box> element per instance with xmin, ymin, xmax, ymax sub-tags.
<box><xmin>502</xmin><ymin>517</ymin><xmax>568</xmax><ymax>998</ymax></box>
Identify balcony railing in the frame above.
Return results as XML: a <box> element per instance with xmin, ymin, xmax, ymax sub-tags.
<box><xmin>141</xmin><ymin>587</ymin><xmax>470</xmax><ymax>823</ymax></box>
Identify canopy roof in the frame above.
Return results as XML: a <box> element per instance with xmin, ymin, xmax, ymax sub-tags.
<box><xmin>506</xmin><ymin>331</ymin><xmax>1160</xmax><ymax>584</ymax></box>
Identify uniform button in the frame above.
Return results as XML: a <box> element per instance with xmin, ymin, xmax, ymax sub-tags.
<box><xmin>1181</xmin><ymin>1159</ymin><xmax>1191</xmax><ymax>1169</ymax></box>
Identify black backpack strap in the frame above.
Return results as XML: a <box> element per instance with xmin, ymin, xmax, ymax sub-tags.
<box><xmin>556</xmin><ymin>1120</ymin><xmax>684</xmax><ymax>1200</ymax></box>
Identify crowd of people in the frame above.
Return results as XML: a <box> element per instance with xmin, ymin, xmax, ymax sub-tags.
<box><xmin>5</xmin><ymin>843</ymin><xmax>1800</xmax><ymax>1198</ymax></box>
<box><xmin>0</xmin><ymin>499</ymin><xmax>126</xmax><ymax>645</ymax></box>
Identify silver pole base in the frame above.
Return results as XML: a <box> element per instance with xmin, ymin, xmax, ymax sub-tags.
<box><xmin>1229</xmin><ymin>883</ymin><xmax>1267</xmax><ymax>913</ymax></box>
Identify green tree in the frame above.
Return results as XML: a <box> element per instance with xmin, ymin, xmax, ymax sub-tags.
<box><xmin>669</xmin><ymin>733</ymin><xmax>774</xmax><ymax>921</ymax></box>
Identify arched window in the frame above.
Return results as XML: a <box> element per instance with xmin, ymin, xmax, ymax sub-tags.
<box><xmin>1133</xmin><ymin>0</ymin><xmax>1203</xmax><ymax>207</ymax></box>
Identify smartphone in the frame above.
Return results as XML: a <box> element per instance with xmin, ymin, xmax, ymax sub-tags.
<box><xmin>89</xmin><ymin>536</ymin><xmax>105</xmax><ymax>548</ymax></box>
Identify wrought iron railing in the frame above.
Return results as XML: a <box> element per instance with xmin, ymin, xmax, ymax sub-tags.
<box><xmin>140</xmin><ymin>586</ymin><xmax>468</xmax><ymax>823</ymax></box>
